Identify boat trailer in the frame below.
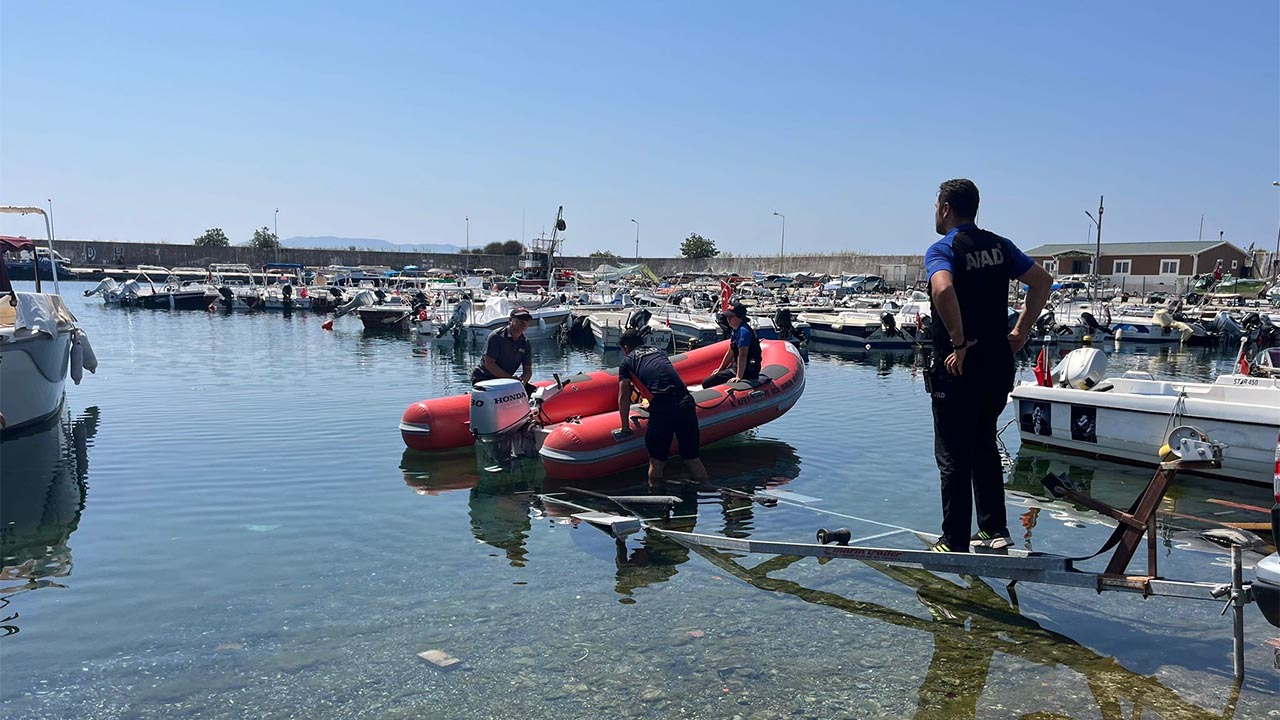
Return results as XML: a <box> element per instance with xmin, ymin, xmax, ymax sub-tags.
<box><xmin>540</xmin><ymin>430</ymin><xmax>1268</xmax><ymax>681</ymax></box>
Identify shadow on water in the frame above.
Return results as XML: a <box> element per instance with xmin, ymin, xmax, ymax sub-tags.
<box><xmin>0</xmin><ymin>407</ymin><xmax>99</xmax><ymax>637</ymax></box>
<box><xmin>688</xmin><ymin>546</ymin><xmax>1246</xmax><ymax>720</ymax></box>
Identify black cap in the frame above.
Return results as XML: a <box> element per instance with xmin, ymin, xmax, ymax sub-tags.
<box><xmin>510</xmin><ymin>307</ymin><xmax>533</xmax><ymax>319</ymax></box>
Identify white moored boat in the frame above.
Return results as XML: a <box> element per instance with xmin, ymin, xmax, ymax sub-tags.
<box><xmin>1010</xmin><ymin>347</ymin><xmax>1280</xmax><ymax>485</ymax></box>
<box><xmin>1</xmin><ymin>207</ymin><xmax>98</xmax><ymax>435</ymax></box>
<box><xmin>585</xmin><ymin>308</ymin><xmax>674</xmax><ymax>350</ymax></box>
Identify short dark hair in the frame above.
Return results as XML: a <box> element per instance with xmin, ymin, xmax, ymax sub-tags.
<box><xmin>938</xmin><ymin>179</ymin><xmax>980</xmax><ymax>219</ymax></box>
<box><xmin>620</xmin><ymin>329</ymin><xmax>645</xmax><ymax>350</ymax></box>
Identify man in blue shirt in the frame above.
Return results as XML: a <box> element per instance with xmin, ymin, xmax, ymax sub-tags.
<box><xmin>617</xmin><ymin>329</ymin><xmax>709</xmax><ymax>483</ymax></box>
<box><xmin>924</xmin><ymin>179</ymin><xmax>1052</xmax><ymax>553</ymax></box>
<box><xmin>701</xmin><ymin>303</ymin><xmax>762</xmax><ymax>388</ymax></box>
<box><xmin>470</xmin><ymin>307</ymin><xmax>536</xmax><ymax>395</ymax></box>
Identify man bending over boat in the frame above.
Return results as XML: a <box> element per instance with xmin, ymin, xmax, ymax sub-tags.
<box><xmin>471</xmin><ymin>307</ymin><xmax>536</xmax><ymax>396</ymax></box>
<box><xmin>702</xmin><ymin>303</ymin><xmax>762</xmax><ymax>388</ymax></box>
<box><xmin>617</xmin><ymin>329</ymin><xmax>709</xmax><ymax>483</ymax></box>
<box><xmin>925</xmin><ymin>178</ymin><xmax>1052</xmax><ymax>553</ymax></box>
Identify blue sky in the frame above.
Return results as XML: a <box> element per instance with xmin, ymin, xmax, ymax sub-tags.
<box><xmin>2</xmin><ymin>2</ymin><xmax>1277</xmax><ymax>258</ymax></box>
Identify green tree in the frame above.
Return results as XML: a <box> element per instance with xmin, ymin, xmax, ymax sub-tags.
<box><xmin>590</xmin><ymin>250</ymin><xmax>619</xmax><ymax>259</ymax></box>
<box><xmin>501</xmin><ymin>240</ymin><xmax>524</xmax><ymax>255</ymax></box>
<box><xmin>483</xmin><ymin>241</ymin><xmax>504</xmax><ymax>254</ymax></box>
<box><xmin>681</xmin><ymin>233</ymin><xmax>719</xmax><ymax>259</ymax></box>
<box><xmin>194</xmin><ymin>228</ymin><xmax>230</xmax><ymax>247</ymax></box>
<box><xmin>250</xmin><ymin>227</ymin><xmax>280</xmax><ymax>250</ymax></box>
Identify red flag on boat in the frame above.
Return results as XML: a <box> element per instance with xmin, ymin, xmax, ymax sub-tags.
<box><xmin>720</xmin><ymin>280</ymin><xmax>733</xmax><ymax>312</ymax></box>
<box><xmin>1033</xmin><ymin>347</ymin><xmax>1051</xmax><ymax>387</ymax></box>
<box><xmin>1237</xmin><ymin>344</ymin><xmax>1251</xmax><ymax>376</ymax></box>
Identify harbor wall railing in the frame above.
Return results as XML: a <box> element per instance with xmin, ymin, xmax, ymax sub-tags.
<box><xmin>53</xmin><ymin>240</ymin><xmax>927</xmax><ymax>283</ymax></box>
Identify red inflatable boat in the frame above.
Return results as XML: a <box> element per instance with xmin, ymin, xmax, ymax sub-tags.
<box><xmin>400</xmin><ymin>341</ymin><xmax>728</xmax><ymax>452</ymax></box>
<box><xmin>539</xmin><ymin>339</ymin><xmax>806</xmax><ymax>480</ymax></box>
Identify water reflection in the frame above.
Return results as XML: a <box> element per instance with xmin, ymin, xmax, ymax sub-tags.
<box><xmin>0</xmin><ymin>407</ymin><xmax>99</xmax><ymax>636</ymax></box>
<box><xmin>400</xmin><ymin>436</ymin><xmax>803</xmax><ymax>592</ymax></box>
<box><xmin>688</xmin><ymin>546</ymin><xmax>1244</xmax><ymax>719</ymax></box>
<box><xmin>808</xmin><ymin>341</ymin><xmax>925</xmax><ymax>376</ymax></box>
<box><xmin>1007</xmin><ymin>444</ymin><xmax>1276</xmax><ymax>554</ymax></box>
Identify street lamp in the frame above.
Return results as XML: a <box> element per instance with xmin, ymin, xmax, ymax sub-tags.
<box><xmin>465</xmin><ymin>216</ymin><xmax>470</xmax><ymax>273</ymax></box>
<box><xmin>274</xmin><ymin>208</ymin><xmax>280</xmax><ymax>262</ymax></box>
<box><xmin>630</xmin><ymin>219</ymin><xmax>639</xmax><ymax>263</ymax></box>
<box><xmin>772</xmin><ymin>212</ymin><xmax>785</xmax><ymax>274</ymax></box>
<box><xmin>1084</xmin><ymin>195</ymin><xmax>1103</xmax><ymax>284</ymax></box>
<box><xmin>1271</xmin><ymin>182</ymin><xmax>1279</xmax><ymax>278</ymax></box>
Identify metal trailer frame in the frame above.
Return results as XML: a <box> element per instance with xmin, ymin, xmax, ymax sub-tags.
<box><xmin>544</xmin><ymin>453</ymin><xmax>1262</xmax><ymax>681</ymax></box>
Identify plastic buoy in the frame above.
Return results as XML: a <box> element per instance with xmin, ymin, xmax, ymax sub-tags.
<box><xmin>207</xmin><ymin>304</ymin><xmax>216</xmax><ymax>312</ymax></box>
<box><xmin>322</xmin><ymin>319</ymin><xmax>334</xmax><ymax>331</ymax></box>
<box><xmin>418</xmin><ymin>310</ymin><xmax>428</xmax><ymax>321</ymax></box>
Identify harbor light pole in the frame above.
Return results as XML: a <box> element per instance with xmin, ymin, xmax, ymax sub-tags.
<box><xmin>1085</xmin><ymin>195</ymin><xmax>1103</xmax><ymax>283</ymax></box>
<box><xmin>274</xmin><ymin>208</ymin><xmax>280</xmax><ymax>263</ymax></box>
<box><xmin>465</xmin><ymin>216</ymin><xmax>470</xmax><ymax>273</ymax></box>
<box><xmin>1272</xmin><ymin>181</ymin><xmax>1279</xmax><ymax>278</ymax></box>
<box><xmin>772</xmin><ymin>211</ymin><xmax>785</xmax><ymax>274</ymax></box>
<box><xmin>631</xmin><ymin>218</ymin><xmax>639</xmax><ymax>263</ymax></box>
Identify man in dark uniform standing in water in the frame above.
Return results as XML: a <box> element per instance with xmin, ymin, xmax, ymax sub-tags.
<box><xmin>616</xmin><ymin>329</ymin><xmax>709</xmax><ymax>483</ymax></box>
<box><xmin>925</xmin><ymin>179</ymin><xmax>1052</xmax><ymax>552</ymax></box>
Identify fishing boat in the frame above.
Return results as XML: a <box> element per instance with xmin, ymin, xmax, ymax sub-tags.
<box><xmin>0</xmin><ymin>207</ymin><xmax>98</xmax><ymax>435</ymax></box>
<box><xmin>461</xmin><ymin>295</ymin><xmax>570</xmax><ymax>342</ymax></box>
<box><xmin>84</xmin><ymin>266</ymin><xmax>215</xmax><ymax>310</ymax></box>
<box><xmin>797</xmin><ymin>309</ymin><xmax>925</xmax><ymax>349</ymax></box>
<box><xmin>260</xmin><ymin>263</ymin><xmax>312</xmax><ymax>311</ymax></box>
<box><xmin>586</xmin><ymin>308</ymin><xmax>674</xmax><ymax>350</ymax></box>
<box><xmin>1010</xmin><ymin>346</ymin><xmax>1280</xmax><ymax>485</ymax></box>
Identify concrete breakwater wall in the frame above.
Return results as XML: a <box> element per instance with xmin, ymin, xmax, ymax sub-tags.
<box><xmin>55</xmin><ymin>239</ymin><xmax>926</xmax><ymax>283</ymax></box>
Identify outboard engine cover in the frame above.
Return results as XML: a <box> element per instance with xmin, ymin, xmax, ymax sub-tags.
<box><xmin>626</xmin><ymin>308</ymin><xmax>653</xmax><ymax>333</ymax></box>
<box><xmin>880</xmin><ymin>311</ymin><xmax>898</xmax><ymax>336</ymax></box>
<box><xmin>1052</xmin><ymin>348</ymin><xmax>1108</xmax><ymax>390</ymax></box>
<box><xmin>1080</xmin><ymin>311</ymin><xmax>1108</xmax><ymax>334</ymax></box>
<box><xmin>470</xmin><ymin>379</ymin><xmax>531</xmax><ymax>441</ymax></box>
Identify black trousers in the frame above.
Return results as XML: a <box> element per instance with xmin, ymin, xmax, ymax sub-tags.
<box><xmin>700</xmin><ymin>363</ymin><xmax>760</xmax><ymax>389</ymax></box>
<box><xmin>930</xmin><ymin>354</ymin><xmax>1013</xmax><ymax>550</ymax></box>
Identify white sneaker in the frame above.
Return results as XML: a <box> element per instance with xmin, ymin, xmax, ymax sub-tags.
<box><xmin>970</xmin><ymin>531</ymin><xmax>1011</xmax><ymax>549</ymax></box>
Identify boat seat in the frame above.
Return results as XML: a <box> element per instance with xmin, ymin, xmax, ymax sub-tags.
<box><xmin>724</xmin><ymin>363</ymin><xmax>787</xmax><ymax>392</ymax></box>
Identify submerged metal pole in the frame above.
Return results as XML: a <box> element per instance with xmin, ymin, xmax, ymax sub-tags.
<box><xmin>1230</xmin><ymin>546</ymin><xmax>1246</xmax><ymax>680</ymax></box>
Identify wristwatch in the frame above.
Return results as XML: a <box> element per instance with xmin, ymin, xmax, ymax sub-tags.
<box><xmin>952</xmin><ymin>338</ymin><xmax>976</xmax><ymax>349</ymax></box>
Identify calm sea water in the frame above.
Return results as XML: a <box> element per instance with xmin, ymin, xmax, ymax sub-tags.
<box><xmin>2</xmin><ymin>281</ymin><xmax>1276</xmax><ymax>719</ymax></box>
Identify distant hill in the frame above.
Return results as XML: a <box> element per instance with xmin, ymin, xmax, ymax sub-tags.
<box><xmin>282</xmin><ymin>236</ymin><xmax>462</xmax><ymax>254</ymax></box>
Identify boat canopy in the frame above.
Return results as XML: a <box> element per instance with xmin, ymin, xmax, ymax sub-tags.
<box><xmin>0</xmin><ymin>235</ymin><xmax>36</xmax><ymax>254</ymax></box>
<box><xmin>581</xmin><ymin>263</ymin><xmax>659</xmax><ymax>283</ymax></box>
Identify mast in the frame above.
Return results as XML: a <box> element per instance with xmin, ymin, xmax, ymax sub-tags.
<box><xmin>547</xmin><ymin>206</ymin><xmax>564</xmax><ymax>292</ymax></box>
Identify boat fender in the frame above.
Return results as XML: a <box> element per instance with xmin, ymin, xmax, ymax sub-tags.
<box><xmin>70</xmin><ymin>335</ymin><xmax>84</xmax><ymax>385</ymax></box>
<box><xmin>77</xmin><ymin>330</ymin><xmax>99</xmax><ymax>374</ymax></box>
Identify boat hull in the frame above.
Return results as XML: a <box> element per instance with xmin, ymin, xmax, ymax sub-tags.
<box><xmin>0</xmin><ymin>329</ymin><xmax>71</xmax><ymax>435</ymax></box>
<box><xmin>400</xmin><ymin>341</ymin><xmax>728</xmax><ymax>452</ymax></box>
<box><xmin>539</xmin><ymin>340</ymin><xmax>806</xmax><ymax>480</ymax></box>
<box><xmin>1010</xmin><ymin>377</ymin><xmax>1280</xmax><ymax>485</ymax></box>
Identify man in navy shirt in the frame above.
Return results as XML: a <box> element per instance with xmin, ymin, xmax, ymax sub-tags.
<box><xmin>702</xmin><ymin>303</ymin><xmax>762</xmax><ymax>388</ymax></box>
<box><xmin>617</xmin><ymin>329</ymin><xmax>709</xmax><ymax>483</ymax></box>
<box><xmin>925</xmin><ymin>179</ymin><xmax>1052</xmax><ymax>553</ymax></box>
<box><xmin>470</xmin><ymin>307</ymin><xmax>536</xmax><ymax>395</ymax></box>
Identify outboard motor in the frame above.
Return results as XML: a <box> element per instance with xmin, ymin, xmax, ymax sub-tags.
<box><xmin>1051</xmin><ymin>348</ymin><xmax>1108</xmax><ymax>390</ymax></box>
<box><xmin>1079</xmin><ymin>311</ymin><xmax>1111</xmax><ymax>336</ymax></box>
<box><xmin>880</xmin><ymin>311</ymin><xmax>899</xmax><ymax>337</ymax></box>
<box><xmin>626</xmin><ymin>308</ymin><xmax>653</xmax><ymax>339</ymax></box>
<box><xmin>773</xmin><ymin>308</ymin><xmax>795</xmax><ymax>341</ymax></box>
<box><xmin>469</xmin><ymin>378</ymin><xmax>536</xmax><ymax>468</ymax></box>
<box><xmin>281</xmin><ymin>282</ymin><xmax>293</xmax><ymax>306</ymax></box>
<box><xmin>373</xmin><ymin>288</ymin><xmax>387</xmax><ymax>304</ymax></box>
<box><xmin>217</xmin><ymin>285</ymin><xmax>236</xmax><ymax>309</ymax></box>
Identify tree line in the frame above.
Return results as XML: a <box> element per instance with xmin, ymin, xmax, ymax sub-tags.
<box><xmin>194</xmin><ymin>227</ymin><xmax>279</xmax><ymax>250</ymax></box>
<box><xmin>196</xmin><ymin>227</ymin><xmax>720</xmax><ymax>259</ymax></box>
